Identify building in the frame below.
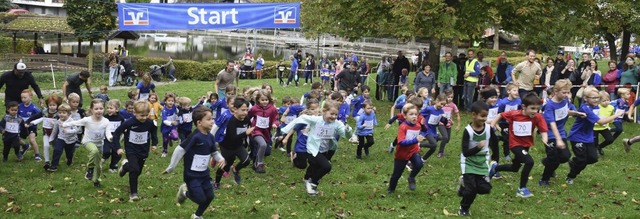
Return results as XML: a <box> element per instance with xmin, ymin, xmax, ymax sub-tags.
<box><xmin>11</xmin><ymin>0</ymin><xmax>66</xmax><ymax>16</ymax></box>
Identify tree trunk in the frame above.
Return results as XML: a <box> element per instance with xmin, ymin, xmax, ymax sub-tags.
<box><xmin>493</xmin><ymin>25</ymin><xmax>500</xmax><ymax>50</ymax></box>
<box><xmin>605</xmin><ymin>33</ymin><xmax>617</xmax><ymax>62</ymax></box>
<box><xmin>451</xmin><ymin>36</ymin><xmax>459</xmax><ymax>56</ymax></box>
<box><xmin>621</xmin><ymin>29</ymin><xmax>631</xmax><ymax>60</ymax></box>
<box><xmin>429</xmin><ymin>38</ymin><xmax>442</xmax><ymax>88</ymax></box>
<box><xmin>88</xmin><ymin>41</ymin><xmax>94</xmax><ymax>72</ymax></box>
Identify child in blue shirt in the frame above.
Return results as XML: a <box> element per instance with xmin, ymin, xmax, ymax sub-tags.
<box><xmin>481</xmin><ymin>88</ymin><xmax>502</xmax><ymax>167</ymax></box>
<box><xmin>19</xmin><ymin>89</ymin><xmax>41</xmax><ymax>161</ymax></box>
<box><xmin>1</xmin><ymin>101</ymin><xmax>28</xmax><ymax>162</ymax></box>
<box><xmin>321</xmin><ymin>64</ymin><xmax>330</xmax><ymax>87</ymax></box>
<box><xmin>161</xmin><ymin>93</ymin><xmax>179</xmax><ymax>157</ymax></box>
<box><xmin>356</xmin><ymin>101</ymin><xmax>377</xmax><ymax>159</ymax></box>
<box><xmin>119</xmin><ymin>100</ymin><xmax>135</xmax><ymax>120</ymax></box>
<box><xmin>273</xmin><ymin>96</ymin><xmax>293</xmax><ymax>153</ymax></box>
<box><xmin>419</xmin><ymin>94</ymin><xmax>448</xmax><ymax>162</ymax></box>
<box><xmin>496</xmin><ymin>83</ymin><xmax>522</xmax><ymax>161</ymax></box>
<box><xmin>566</xmin><ymin>86</ymin><xmax>624</xmax><ymax>185</ymax></box>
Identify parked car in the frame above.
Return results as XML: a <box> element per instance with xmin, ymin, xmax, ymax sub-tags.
<box><xmin>7</xmin><ymin>9</ymin><xmax>29</xmax><ymax>15</ymax></box>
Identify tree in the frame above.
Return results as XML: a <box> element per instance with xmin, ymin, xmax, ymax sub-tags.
<box><xmin>64</xmin><ymin>0</ymin><xmax>117</xmax><ymax>71</ymax></box>
<box><xmin>0</xmin><ymin>0</ymin><xmax>12</xmax><ymax>12</ymax></box>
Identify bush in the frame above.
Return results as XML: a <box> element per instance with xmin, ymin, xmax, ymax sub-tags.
<box><xmin>130</xmin><ymin>56</ymin><xmax>289</xmax><ymax>81</ymax></box>
<box><xmin>0</xmin><ymin>36</ymin><xmax>40</xmax><ymax>53</ymax></box>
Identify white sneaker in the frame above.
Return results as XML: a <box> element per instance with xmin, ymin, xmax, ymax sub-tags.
<box><xmin>278</xmin><ymin>147</ymin><xmax>286</xmax><ymax>152</ymax></box>
<box><xmin>172</xmin><ymin>78</ymin><xmax>177</xmax><ymax>82</ymax></box>
<box><xmin>129</xmin><ymin>193</ymin><xmax>140</xmax><ymax>202</ymax></box>
<box><xmin>176</xmin><ymin>183</ymin><xmax>187</xmax><ymax>204</ymax></box>
<box><xmin>191</xmin><ymin>214</ymin><xmax>203</xmax><ymax>219</ymax></box>
<box><xmin>305</xmin><ymin>181</ymin><xmax>317</xmax><ymax>196</ymax></box>
<box><xmin>161</xmin><ymin>152</ymin><xmax>167</xmax><ymax>158</ymax></box>
<box><xmin>119</xmin><ymin>159</ymin><xmax>128</xmax><ymax>177</ymax></box>
<box><xmin>304</xmin><ymin>83</ymin><xmax>308</xmax><ymax>86</ymax></box>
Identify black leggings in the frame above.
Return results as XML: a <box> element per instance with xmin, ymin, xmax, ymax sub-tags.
<box><xmin>122</xmin><ymin>154</ymin><xmax>146</xmax><ymax>194</ymax></box>
<box><xmin>567</xmin><ymin>141</ymin><xmax>598</xmax><ymax>179</ymax></box>
<box><xmin>293</xmin><ymin>152</ymin><xmax>309</xmax><ymax>170</ymax></box>
<box><xmin>102</xmin><ymin>139</ymin><xmax>121</xmax><ymax>169</ymax></box>
<box><xmin>541</xmin><ymin>139</ymin><xmax>571</xmax><ymax>181</ymax></box>
<box><xmin>2</xmin><ymin>138</ymin><xmax>20</xmax><ymax>160</ymax></box>
<box><xmin>495</xmin><ymin>146</ymin><xmax>534</xmax><ymax>188</ymax></box>
<box><xmin>388</xmin><ymin>153</ymin><xmax>423</xmax><ymax>192</ymax></box>
<box><xmin>460</xmin><ymin>174</ymin><xmax>492</xmax><ymax>211</ymax></box>
<box><xmin>594</xmin><ymin>129</ymin><xmax>614</xmax><ymax>149</ymax></box>
<box><xmin>357</xmin><ymin>135</ymin><xmax>374</xmax><ymax>157</ymax></box>
<box><xmin>437</xmin><ymin>126</ymin><xmax>451</xmax><ymax>153</ymax></box>
<box><xmin>186</xmin><ymin>177</ymin><xmax>214</xmax><ymax>217</ymax></box>
<box><xmin>421</xmin><ymin>135</ymin><xmax>437</xmax><ymax>160</ymax></box>
<box><xmin>489</xmin><ymin>128</ymin><xmax>501</xmax><ymax>163</ymax></box>
<box><xmin>215</xmin><ymin>147</ymin><xmax>250</xmax><ymax>183</ymax></box>
<box><xmin>306</xmin><ymin>152</ymin><xmax>332</xmax><ymax>185</ymax></box>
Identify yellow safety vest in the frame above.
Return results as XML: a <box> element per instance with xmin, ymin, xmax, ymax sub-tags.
<box><xmin>465</xmin><ymin>59</ymin><xmax>479</xmax><ymax>82</ymax></box>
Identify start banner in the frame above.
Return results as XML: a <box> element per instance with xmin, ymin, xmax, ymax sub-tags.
<box><xmin>117</xmin><ymin>3</ymin><xmax>300</xmax><ymax>30</ymax></box>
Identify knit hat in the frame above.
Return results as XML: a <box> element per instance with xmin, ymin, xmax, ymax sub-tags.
<box><xmin>481</xmin><ymin>88</ymin><xmax>498</xmax><ymax>99</ymax></box>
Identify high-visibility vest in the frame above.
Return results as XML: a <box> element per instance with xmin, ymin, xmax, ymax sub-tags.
<box><xmin>465</xmin><ymin>59</ymin><xmax>479</xmax><ymax>82</ymax></box>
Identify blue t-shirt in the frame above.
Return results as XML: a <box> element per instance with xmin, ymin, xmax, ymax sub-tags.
<box><xmin>497</xmin><ymin>97</ymin><xmax>522</xmax><ymax>124</ymax></box>
<box><xmin>400</xmin><ymin>75</ymin><xmax>407</xmax><ymax>85</ymax></box>
<box><xmin>181</xmin><ymin>131</ymin><xmax>217</xmax><ymax>180</ymax></box>
<box><xmin>338</xmin><ymin>103</ymin><xmax>350</xmax><ymax>123</ymax></box>
<box><xmin>420</xmin><ymin>106</ymin><xmax>444</xmax><ymax>136</ymax></box>
<box><xmin>293</xmin><ymin>124</ymin><xmax>309</xmax><ymax>153</ymax></box>
<box><xmin>136</xmin><ymin>82</ymin><xmax>155</xmax><ymax>98</ymax></box>
<box><xmin>613</xmin><ymin>98</ymin><xmax>629</xmax><ymax>123</ymax></box>
<box><xmin>119</xmin><ymin>109</ymin><xmax>134</xmax><ymax>120</ymax></box>
<box><xmin>568</xmin><ymin>104</ymin><xmax>601</xmax><ymax>143</ymax></box>
<box><xmin>394</xmin><ymin>94</ymin><xmax>406</xmax><ymax>105</ymax></box>
<box><xmin>18</xmin><ymin>103</ymin><xmax>40</xmax><ymax>127</ymax></box>
<box><xmin>543</xmin><ymin>98</ymin><xmax>576</xmax><ymax>140</ymax></box>
<box><xmin>214</xmin><ymin>110</ymin><xmax>233</xmax><ymax>143</ymax></box>
<box><xmin>351</xmin><ymin>95</ymin><xmax>370</xmax><ymax>117</ymax></box>
<box><xmin>356</xmin><ymin>111</ymin><xmax>377</xmax><ymax>136</ymax></box>
<box><xmin>256</xmin><ymin>59</ymin><xmax>264</xmax><ymax>70</ymax></box>
<box><xmin>160</xmin><ymin>105</ymin><xmax>178</xmax><ymax>135</ymax></box>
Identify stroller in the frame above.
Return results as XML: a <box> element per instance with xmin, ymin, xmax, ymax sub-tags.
<box><xmin>117</xmin><ymin>59</ymin><xmax>137</xmax><ymax>86</ymax></box>
<box><xmin>148</xmin><ymin>64</ymin><xmax>165</xmax><ymax>82</ymax></box>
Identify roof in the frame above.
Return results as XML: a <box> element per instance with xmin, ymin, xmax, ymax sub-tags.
<box><xmin>106</xmin><ymin>31</ymin><xmax>140</xmax><ymax>40</ymax></box>
<box><xmin>1</xmin><ymin>16</ymin><xmax>74</xmax><ymax>34</ymax></box>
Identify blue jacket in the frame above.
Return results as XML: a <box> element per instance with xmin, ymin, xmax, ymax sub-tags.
<box><xmin>356</xmin><ymin>111</ymin><xmax>377</xmax><ymax>136</ymax></box>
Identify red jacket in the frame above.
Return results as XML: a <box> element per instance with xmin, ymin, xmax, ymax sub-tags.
<box><xmin>395</xmin><ymin>121</ymin><xmax>422</xmax><ymax>160</ymax></box>
<box><xmin>248</xmin><ymin>103</ymin><xmax>279</xmax><ymax>142</ymax></box>
<box><xmin>602</xmin><ymin>69</ymin><xmax>620</xmax><ymax>93</ymax></box>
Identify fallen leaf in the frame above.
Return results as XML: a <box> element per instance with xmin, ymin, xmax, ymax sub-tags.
<box><xmin>632</xmin><ymin>198</ymin><xmax>640</xmax><ymax>205</ymax></box>
<box><xmin>271</xmin><ymin>214</ymin><xmax>280</xmax><ymax>219</ymax></box>
<box><xmin>622</xmin><ymin>191</ymin><xmax>628</xmax><ymax>196</ymax></box>
<box><xmin>53</xmin><ymin>202</ymin><xmax>61</xmax><ymax>207</ymax></box>
<box><xmin>255</xmin><ymin>200</ymin><xmax>261</xmax><ymax>204</ymax></box>
<box><xmin>340</xmin><ymin>192</ymin><xmax>346</xmax><ymax>200</ymax></box>
<box><xmin>443</xmin><ymin>208</ymin><xmax>457</xmax><ymax>216</ymax></box>
<box><xmin>64</xmin><ymin>177</ymin><xmax>71</xmax><ymax>181</ymax></box>
<box><xmin>35</xmin><ymin>204</ymin><xmax>43</xmax><ymax>208</ymax></box>
<box><xmin>0</xmin><ymin>187</ymin><xmax>8</xmax><ymax>194</ymax></box>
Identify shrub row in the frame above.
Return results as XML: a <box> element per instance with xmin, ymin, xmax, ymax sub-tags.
<box><xmin>0</xmin><ymin>37</ymin><xmax>40</xmax><ymax>54</ymax></box>
<box><xmin>131</xmin><ymin>57</ymin><xmax>286</xmax><ymax>81</ymax></box>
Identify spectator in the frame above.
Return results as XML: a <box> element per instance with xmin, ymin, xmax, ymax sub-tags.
<box><xmin>454</xmin><ymin>53</ymin><xmax>468</xmax><ymax>108</ymax></box>
<box><xmin>414</xmin><ymin>63</ymin><xmax>436</xmax><ymax>97</ymax></box>
<box><xmin>602</xmin><ymin>61</ymin><xmax>620</xmax><ymax>100</ymax></box>
<box><xmin>540</xmin><ymin>58</ymin><xmax>555</xmax><ymax>91</ymax></box>
<box><xmin>511</xmin><ymin>50</ymin><xmax>542</xmax><ymax>99</ymax></box>
<box><xmin>620</xmin><ymin>57</ymin><xmax>639</xmax><ymax>92</ymax></box>
<box><xmin>359</xmin><ymin>58</ymin><xmax>370</xmax><ymax>85</ymax></box>
<box><xmin>287</xmin><ymin>55</ymin><xmax>299</xmax><ymax>87</ymax></box>
<box><xmin>214</xmin><ymin>60</ymin><xmax>239</xmax><ymax>99</ymax></box>
<box><xmin>375</xmin><ymin>56</ymin><xmax>391</xmax><ymax>101</ymax></box>
<box><xmin>493</xmin><ymin>51</ymin><xmax>514</xmax><ymax>97</ymax></box>
<box><xmin>108</xmin><ymin>49</ymin><xmax>119</xmax><ymax>87</ymax></box>
<box><xmin>62</xmin><ymin>70</ymin><xmax>93</xmax><ymax>108</ymax></box>
<box><xmin>391</xmin><ymin>51</ymin><xmax>410</xmax><ymax>101</ymax></box>
<box><xmin>438</xmin><ymin>52</ymin><xmax>457</xmax><ymax>92</ymax></box>
<box><xmin>0</xmin><ymin>62</ymin><xmax>44</xmax><ymax>107</ymax></box>
<box><xmin>462</xmin><ymin>49</ymin><xmax>481</xmax><ymax>112</ymax></box>
<box><xmin>304</xmin><ymin>54</ymin><xmax>315</xmax><ymax>85</ymax></box>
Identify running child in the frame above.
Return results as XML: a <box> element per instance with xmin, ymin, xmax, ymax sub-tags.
<box><xmin>111</xmin><ymin>100</ymin><xmax>158</xmax><ymax>202</ymax></box>
<box><xmin>355</xmin><ymin>100</ymin><xmax>377</xmax><ymax>159</ymax></box>
<box><xmin>350</xmin><ymin>86</ymin><xmax>372</xmax><ymax>143</ymax></box>
<box><xmin>281</xmin><ymin>100</ymin><xmax>353</xmax><ymax>196</ymax></box>
<box><xmin>387</xmin><ymin>103</ymin><xmax>425</xmax><ymax>193</ymax></box>
<box><xmin>282</xmin><ymin>109</ymin><xmax>320</xmax><ymax>170</ymax></box>
<box><xmin>119</xmin><ymin>100</ymin><xmax>135</xmax><ymax>120</ymax></box>
<box><xmin>566</xmin><ymin>86</ymin><xmax>624</xmax><ymax>185</ymax></box>
<box><xmin>457</xmin><ymin>101</ymin><xmax>494</xmax><ymax>217</ymax></box>
<box><xmin>249</xmin><ymin>89</ymin><xmax>279</xmax><ymax>173</ymax></box>
<box><xmin>611</xmin><ymin>88</ymin><xmax>630</xmax><ymax>147</ymax></box>
<box><xmin>148</xmin><ymin>93</ymin><xmax>163</xmax><ymax>121</ymax></box>
<box><xmin>539</xmin><ymin>79</ymin><xmax>583</xmax><ymax>187</ymax></box>
<box><xmin>594</xmin><ymin>91</ymin><xmax>615</xmax><ymax>155</ymax></box>
<box><xmin>301</xmin><ymin>82</ymin><xmax>323</xmax><ymax>105</ymax></box>
<box><xmin>25</xmin><ymin>94</ymin><xmax>62</xmax><ymax>170</ymax></box>
<box><xmin>273</xmin><ymin>96</ymin><xmax>293</xmax><ymax>152</ymax></box>
<box><xmin>67</xmin><ymin>93</ymin><xmax>85</xmax><ymax>149</ymax></box>
<box><xmin>419</xmin><ymin>94</ymin><xmax>448</xmax><ymax>162</ymax></box>
<box><xmin>496</xmin><ymin>83</ymin><xmax>521</xmax><ymax>161</ymax></box>
<box><xmin>480</xmin><ymin>88</ymin><xmax>501</xmax><ymax>166</ymax></box>
<box><xmin>437</xmin><ymin>89</ymin><xmax>460</xmax><ymax>157</ymax></box>
<box><xmin>62</xmin><ymin>99</ymin><xmax>112</xmax><ymax>188</ymax></box>
<box><xmin>48</xmin><ymin>104</ymin><xmax>79</xmax><ymax>171</ymax></box>
<box><xmin>95</xmin><ymin>85</ymin><xmax>110</xmax><ymax>103</ymax></box>
<box><xmin>385</xmin><ymin>96</ymin><xmax>424</xmax><ymax>154</ymax></box>
<box><xmin>164</xmin><ymin>106</ymin><xmax>226</xmax><ymax>219</ymax></box>
<box><xmin>103</xmin><ymin>99</ymin><xmax>125</xmax><ymax>173</ymax></box>
<box><xmin>214</xmin><ymin>97</ymin><xmax>253</xmax><ymax>187</ymax></box>
<box><xmin>321</xmin><ymin>64</ymin><xmax>330</xmax><ymax>87</ymax></box>
<box><xmin>1</xmin><ymin>101</ymin><xmax>28</xmax><ymax>162</ymax></box>
<box><xmin>136</xmin><ymin>73</ymin><xmax>156</xmax><ymax>101</ymax></box>
<box><xmin>177</xmin><ymin>96</ymin><xmax>203</xmax><ymax>143</ymax></box>
<box><xmin>161</xmin><ymin>93</ymin><xmax>179</xmax><ymax>157</ymax></box>
<box><xmin>19</xmin><ymin>89</ymin><xmax>41</xmax><ymax>161</ymax></box>
<box><xmin>489</xmin><ymin>93</ymin><xmax>548</xmax><ymax>198</ymax></box>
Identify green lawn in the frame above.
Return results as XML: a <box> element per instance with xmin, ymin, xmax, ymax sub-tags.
<box><xmin>1</xmin><ymin>78</ymin><xmax>640</xmax><ymax>218</ymax></box>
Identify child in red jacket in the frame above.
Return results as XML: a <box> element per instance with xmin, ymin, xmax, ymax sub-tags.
<box><xmin>249</xmin><ymin>89</ymin><xmax>279</xmax><ymax>174</ymax></box>
<box><xmin>387</xmin><ymin>103</ymin><xmax>427</xmax><ymax>193</ymax></box>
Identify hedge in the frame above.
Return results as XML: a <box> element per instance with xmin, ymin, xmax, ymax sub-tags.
<box><xmin>0</xmin><ymin>37</ymin><xmax>40</xmax><ymax>54</ymax></box>
<box><xmin>130</xmin><ymin>56</ymin><xmax>286</xmax><ymax>81</ymax></box>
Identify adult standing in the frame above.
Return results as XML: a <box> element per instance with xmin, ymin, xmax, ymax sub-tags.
<box><xmin>304</xmin><ymin>54</ymin><xmax>315</xmax><ymax>85</ymax></box>
<box><xmin>255</xmin><ymin>54</ymin><xmax>264</xmax><ymax>80</ymax></box>
<box><xmin>163</xmin><ymin>56</ymin><xmax>177</xmax><ymax>82</ymax></box>
<box><xmin>107</xmin><ymin>49</ymin><xmax>119</xmax><ymax>87</ymax></box>
<box><xmin>511</xmin><ymin>50</ymin><xmax>543</xmax><ymax>99</ymax></box>
<box><xmin>375</xmin><ymin>56</ymin><xmax>391</xmax><ymax>101</ymax></box>
<box><xmin>620</xmin><ymin>57</ymin><xmax>639</xmax><ymax>92</ymax></box>
<box><xmin>286</xmin><ymin>55</ymin><xmax>299</xmax><ymax>87</ymax></box>
<box><xmin>570</xmin><ymin>53</ymin><xmax>591</xmax><ymax>103</ymax></box>
<box><xmin>0</xmin><ymin>62</ymin><xmax>44</xmax><ymax>107</ymax></box>
<box><xmin>214</xmin><ymin>60</ymin><xmax>239</xmax><ymax>100</ymax></box>
<box><xmin>438</xmin><ymin>52</ymin><xmax>457</xmax><ymax>92</ymax></box>
<box><xmin>335</xmin><ymin>62</ymin><xmax>361</xmax><ymax>94</ymax></box>
<box><xmin>462</xmin><ymin>49</ymin><xmax>481</xmax><ymax>112</ymax></box>
<box><xmin>62</xmin><ymin>70</ymin><xmax>93</xmax><ymax>108</ymax></box>
<box><xmin>493</xmin><ymin>51</ymin><xmax>514</xmax><ymax>97</ymax></box>
<box><xmin>414</xmin><ymin>63</ymin><xmax>436</xmax><ymax>96</ymax></box>
<box><xmin>454</xmin><ymin>53</ymin><xmax>467</xmax><ymax>108</ymax></box>
<box><xmin>416</xmin><ymin>49</ymin><xmax>423</xmax><ymax>72</ymax></box>
<box><xmin>602</xmin><ymin>61</ymin><xmax>620</xmax><ymax>100</ymax></box>
<box><xmin>390</xmin><ymin>51</ymin><xmax>410</xmax><ymax>101</ymax></box>
<box><xmin>540</xmin><ymin>58</ymin><xmax>555</xmax><ymax>91</ymax></box>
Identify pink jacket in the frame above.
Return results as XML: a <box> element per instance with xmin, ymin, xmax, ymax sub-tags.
<box><xmin>248</xmin><ymin>103</ymin><xmax>279</xmax><ymax>142</ymax></box>
<box><xmin>602</xmin><ymin>69</ymin><xmax>620</xmax><ymax>93</ymax></box>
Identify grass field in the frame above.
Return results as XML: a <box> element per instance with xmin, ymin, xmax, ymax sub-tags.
<box><xmin>1</xmin><ymin>77</ymin><xmax>640</xmax><ymax>218</ymax></box>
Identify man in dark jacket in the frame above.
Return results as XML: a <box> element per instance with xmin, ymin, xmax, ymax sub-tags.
<box><xmin>0</xmin><ymin>62</ymin><xmax>44</xmax><ymax>107</ymax></box>
<box><xmin>336</xmin><ymin>62</ymin><xmax>361</xmax><ymax>94</ymax></box>
<box><xmin>390</xmin><ymin>51</ymin><xmax>410</xmax><ymax>101</ymax></box>
<box><xmin>453</xmin><ymin>53</ymin><xmax>467</xmax><ymax>108</ymax></box>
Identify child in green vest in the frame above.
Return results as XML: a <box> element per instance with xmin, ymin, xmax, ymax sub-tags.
<box><xmin>457</xmin><ymin>101</ymin><xmax>494</xmax><ymax>217</ymax></box>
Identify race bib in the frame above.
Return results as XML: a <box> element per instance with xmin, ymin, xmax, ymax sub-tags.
<box><xmin>285</xmin><ymin>115</ymin><xmax>297</xmax><ymax>124</ymax></box>
<box><xmin>43</xmin><ymin>118</ymin><xmax>55</xmax><ymax>129</ymax></box>
<box><xmin>616</xmin><ymin>109</ymin><xmax>625</xmax><ymax>118</ymax></box>
<box><xmin>487</xmin><ymin>108</ymin><xmax>498</xmax><ymax>121</ymax></box>
<box><xmin>182</xmin><ymin>113</ymin><xmax>193</xmax><ymax>123</ymax></box>
<box><xmin>89</xmin><ymin>130</ymin><xmax>105</xmax><ymax>142</ymax></box>
<box><xmin>150</xmin><ymin>109</ymin><xmax>156</xmax><ymax>116</ymax></box>
<box><xmin>314</xmin><ymin>124</ymin><xmax>335</xmax><ymax>139</ymax></box>
<box><xmin>236</xmin><ymin>127</ymin><xmax>247</xmax><ymax>135</ymax></box>
<box><xmin>513</xmin><ymin>121</ymin><xmax>533</xmax><ymax>137</ymax></box>
<box><xmin>427</xmin><ymin>114</ymin><xmax>441</xmax><ymax>125</ymax></box>
<box><xmin>5</xmin><ymin>122</ymin><xmax>19</xmax><ymax>133</ymax></box>
<box><xmin>444</xmin><ymin>111</ymin><xmax>452</xmax><ymax>120</ymax></box>
<box><xmin>364</xmin><ymin>120</ymin><xmax>374</xmax><ymax>130</ymax></box>
<box><xmin>592</xmin><ymin>109</ymin><xmax>600</xmax><ymax>116</ymax></box>
<box><xmin>109</xmin><ymin>121</ymin><xmax>121</xmax><ymax>132</ymax></box>
<box><xmin>505</xmin><ymin>105</ymin><xmax>518</xmax><ymax>112</ymax></box>
<box><xmin>190</xmin><ymin>154</ymin><xmax>210</xmax><ymax>172</ymax></box>
<box><xmin>139</xmin><ymin>93</ymin><xmax>150</xmax><ymax>100</ymax></box>
<box><xmin>406</xmin><ymin>130</ymin><xmax>420</xmax><ymax>140</ymax></box>
<box><xmin>212</xmin><ymin>111</ymin><xmax>217</xmax><ymax>119</ymax></box>
<box><xmin>256</xmin><ymin>116</ymin><xmax>269</xmax><ymax>129</ymax></box>
<box><xmin>554</xmin><ymin>105</ymin><xmax>569</xmax><ymax>121</ymax></box>
<box><xmin>128</xmin><ymin>131</ymin><xmax>148</xmax><ymax>144</ymax></box>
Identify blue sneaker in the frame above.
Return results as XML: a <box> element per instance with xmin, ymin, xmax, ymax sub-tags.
<box><xmin>516</xmin><ymin>187</ymin><xmax>533</xmax><ymax>198</ymax></box>
<box><xmin>489</xmin><ymin>161</ymin><xmax>498</xmax><ymax>179</ymax></box>
<box><xmin>18</xmin><ymin>143</ymin><xmax>30</xmax><ymax>159</ymax></box>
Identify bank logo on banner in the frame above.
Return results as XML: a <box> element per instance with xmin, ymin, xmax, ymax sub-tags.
<box><xmin>274</xmin><ymin>7</ymin><xmax>296</xmax><ymax>24</ymax></box>
<box><xmin>123</xmin><ymin>8</ymin><xmax>149</xmax><ymax>25</ymax></box>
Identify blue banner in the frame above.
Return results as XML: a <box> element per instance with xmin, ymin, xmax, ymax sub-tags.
<box><xmin>117</xmin><ymin>3</ymin><xmax>300</xmax><ymax>31</ymax></box>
